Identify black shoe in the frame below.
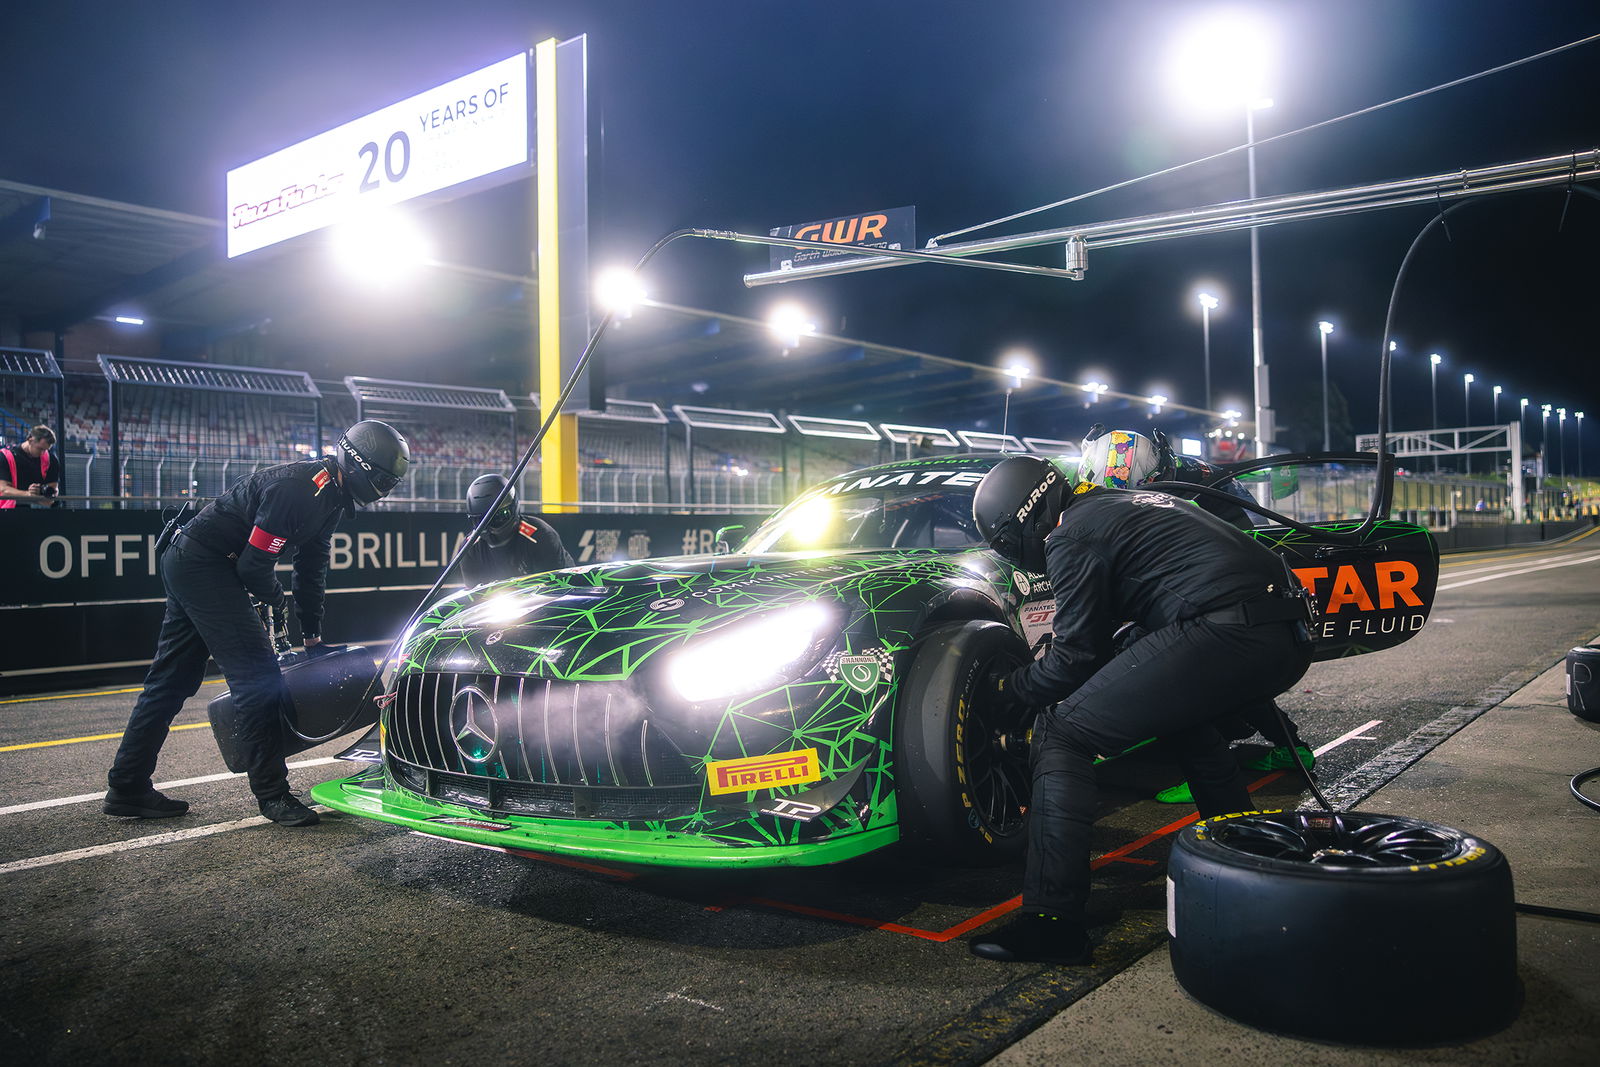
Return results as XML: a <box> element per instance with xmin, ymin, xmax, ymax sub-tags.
<box><xmin>258</xmin><ymin>792</ymin><xmax>320</xmax><ymax>826</ymax></box>
<box><xmin>103</xmin><ymin>788</ymin><xmax>190</xmax><ymax>819</ymax></box>
<box><xmin>970</xmin><ymin>913</ymin><xmax>1093</xmax><ymax>964</ymax></box>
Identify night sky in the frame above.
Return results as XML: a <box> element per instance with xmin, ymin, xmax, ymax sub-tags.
<box><xmin>4</xmin><ymin>0</ymin><xmax>1597</xmax><ymax>464</ymax></box>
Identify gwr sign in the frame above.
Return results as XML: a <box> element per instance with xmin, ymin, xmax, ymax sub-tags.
<box><xmin>769</xmin><ymin>206</ymin><xmax>915</xmax><ymax>272</ymax></box>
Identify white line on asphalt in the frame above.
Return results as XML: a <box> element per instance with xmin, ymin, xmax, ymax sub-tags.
<box><xmin>0</xmin><ymin>757</ymin><xmax>339</xmax><ymax>816</ymax></box>
<box><xmin>1312</xmin><ymin>719</ymin><xmax>1384</xmax><ymax>756</ymax></box>
<box><xmin>0</xmin><ymin>815</ymin><xmax>279</xmax><ymax>875</ymax></box>
<box><xmin>1436</xmin><ymin>552</ymin><xmax>1600</xmax><ymax>591</ymax></box>
<box><xmin>1440</xmin><ymin>549</ymin><xmax>1600</xmax><ymax>581</ymax></box>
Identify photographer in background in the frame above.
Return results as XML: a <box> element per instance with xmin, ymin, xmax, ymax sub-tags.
<box><xmin>0</xmin><ymin>425</ymin><xmax>61</xmax><ymax>508</ymax></box>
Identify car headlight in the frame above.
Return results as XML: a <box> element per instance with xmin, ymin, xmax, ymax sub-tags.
<box><xmin>667</xmin><ymin>602</ymin><xmax>833</xmax><ymax>703</ymax></box>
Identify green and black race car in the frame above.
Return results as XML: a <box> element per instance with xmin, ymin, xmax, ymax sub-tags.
<box><xmin>312</xmin><ymin>451</ymin><xmax>1439</xmax><ymax>868</ymax></box>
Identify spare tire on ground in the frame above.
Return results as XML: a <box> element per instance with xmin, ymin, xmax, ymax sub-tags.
<box><xmin>1168</xmin><ymin>809</ymin><xmax>1519</xmax><ymax>1044</ymax></box>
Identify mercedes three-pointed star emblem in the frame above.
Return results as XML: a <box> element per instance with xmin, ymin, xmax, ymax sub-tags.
<box><xmin>449</xmin><ymin>686</ymin><xmax>499</xmax><ymax>764</ymax></box>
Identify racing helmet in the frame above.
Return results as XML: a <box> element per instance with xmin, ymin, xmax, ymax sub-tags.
<box><xmin>1076</xmin><ymin>428</ymin><xmax>1166</xmax><ymax>492</ymax></box>
<box><xmin>337</xmin><ymin>420</ymin><xmax>410</xmax><ymax>506</ymax></box>
<box><xmin>972</xmin><ymin>454</ymin><xmax>1071</xmax><ymax>572</ymax></box>
<box><xmin>466</xmin><ymin>474</ymin><xmax>519</xmax><ymax>546</ymax></box>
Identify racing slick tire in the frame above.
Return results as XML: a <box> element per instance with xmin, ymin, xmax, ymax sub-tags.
<box><xmin>1168</xmin><ymin>810</ymin><xmax>1518</xmax><ymax>1043</ymax></box>
<box><xmin>894</xmin><ymin>620</ymin><xmax>1032</xmax><ymax>865</ymax></box>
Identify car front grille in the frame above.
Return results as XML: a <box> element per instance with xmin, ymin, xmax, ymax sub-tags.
<box><xmin>385</xmin><ymin>672</ymin><xmax>703</xmax><ymax>820</ymax></box>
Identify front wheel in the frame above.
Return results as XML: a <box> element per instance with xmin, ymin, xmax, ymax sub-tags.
<box><xmin>894</xmin><ymin>620</ymin><xmax>1031</xmax><ymax>865</ymax></box>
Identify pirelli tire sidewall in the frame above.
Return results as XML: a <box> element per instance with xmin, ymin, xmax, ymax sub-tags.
<box><xmin>894</xmin><ymin>619</ymin><xmax>1030</xmax><ymax>866</ymax></box>
<box><xmin>1168</xmin><ymin>812</ymin><xmax>1520</xmax><ymax>1044</ymax></box>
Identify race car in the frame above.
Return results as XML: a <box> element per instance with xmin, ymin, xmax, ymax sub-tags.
<box><xmin>311</xmin><ymin>451</ymin><xmax>1438</xmax><ymax>868</ymax></box>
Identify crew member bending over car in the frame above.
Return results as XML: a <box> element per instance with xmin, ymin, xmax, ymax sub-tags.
<box><xmin>459</xmin><ymin>474</ymin><xmax>574</xmax><ymax>586</ymax></box>
<box><xmin>1087</xmin><ymin>426</ymin><xmax>1315</xmax><ymax>803</ymax></box>
<box><xmin>104</xmin><ymin>421</ymin><xmax>409</xmax><ymax>827</ymax></box>
<box><xmin>968</xmin><ymin>449</ymin><xmax>1314</xmax><ymax>964</ymax></box>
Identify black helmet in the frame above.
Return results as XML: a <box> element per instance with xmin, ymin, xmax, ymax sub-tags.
<box><xmin>466</xmin><ymin>474</ymin><xmax>519</xmax><ymax>545</ymax></box>
<box><xmin>337</xmin><ymin>420</ymin><xmax>410</xmax><ymax>506</ymax></box>
<box><xmin>972</xmin><ymin>455</ymin><xmax>1071</xmax><ymax>572</ymax></box>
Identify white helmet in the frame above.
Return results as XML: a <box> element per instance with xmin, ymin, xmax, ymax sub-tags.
<box><xmin>1076</xmin><ymin>428</ymin><xmax>1165</xmax><ymax>491</ymax></box>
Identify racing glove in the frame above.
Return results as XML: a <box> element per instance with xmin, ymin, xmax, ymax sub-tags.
<box><xmin>269</xmin><ymin>602</ymin><xmax>292</xmax><ymax>654</ymax></box>
<box><xmin>980</xmin><ymin>664</ymin><xmax>1034</xmax><ymax>733</ymax></box>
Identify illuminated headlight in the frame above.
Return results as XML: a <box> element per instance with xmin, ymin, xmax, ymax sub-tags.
<box><xmin>668</xmin><ymin>603</ymin><xmax>833</xmax><ymax>703</ymax></box>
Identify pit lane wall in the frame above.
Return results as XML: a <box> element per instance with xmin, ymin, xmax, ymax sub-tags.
<box><xmin>0</xmin><ymin>509</ymin><xmax>766</xmax><ymax>690</ymax></box>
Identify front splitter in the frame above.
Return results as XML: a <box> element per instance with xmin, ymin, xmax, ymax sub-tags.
<box><xmin>310</xmin><ymin>773</ymin><xmax>899</xmax><ymax>869</ymax></box>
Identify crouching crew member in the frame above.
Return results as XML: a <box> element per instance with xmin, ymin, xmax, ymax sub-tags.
<box><xmin>968</xmin><ymin>451</ymin><xmax>1314</xmax><ymax>964</ymax></box>
<box><xmin>104</xmin><ymin>421</ymin><xmax>409</xmax><ymax>827</ymax></box>
<box><xmin>459</xmin><ymin>474</ymin><xmax>573</xmax><ymax>586</ymax></box>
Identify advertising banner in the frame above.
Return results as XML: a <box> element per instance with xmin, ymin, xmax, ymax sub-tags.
<box><xmin>226</xmin><ymin>53</ymin><xmax>530</xmax><ymax>257</ymax></box>
<box><xmin>768</xmin><ymin>206</ymin><xmax>914</xmax><ymax>272</ymax></box>
<box><xmin>0</xmin><ymin>509</ymin><xmax>766</xmax><ymax>682</ymax></box>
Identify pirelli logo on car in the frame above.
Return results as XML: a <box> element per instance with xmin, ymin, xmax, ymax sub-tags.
<box><xmin>707</xmin><ymin>749</ymin><xmax>822</xmax><ymax>795</ymax></box>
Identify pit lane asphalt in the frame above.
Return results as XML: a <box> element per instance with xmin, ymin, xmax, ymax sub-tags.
<box><xmin>2</xmin><ymin>531</ymin><xmax>1597</xmax><ymax>1065</ymax></box>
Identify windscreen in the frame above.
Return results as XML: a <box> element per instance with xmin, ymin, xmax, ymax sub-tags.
<box><xmin>742</xmin><ymin>475</ymin><xmax>987</xmax><ymax>553</ymax></box>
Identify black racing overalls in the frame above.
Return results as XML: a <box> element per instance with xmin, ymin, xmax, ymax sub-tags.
<box><xmin>1001</xmin><ymin>487</ymin><xmax>1314</xmax><ymax>920</ymax></box>
<box><xmin>459</xmin><ymin>513</ymin><xmax>575</xmax><ymax>587</ymax></box>
<box><xmin>108</xmin><ymin>459</ymin><xmax>347</xmax><ymax>800</ymax></box>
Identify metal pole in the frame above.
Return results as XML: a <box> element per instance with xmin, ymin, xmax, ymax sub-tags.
<box><xmin>1247</xmin><ymin>107</ymin><xmax>1267</xmax><ymax>459</ymax></box>
<box><xmin>1430</xmin><ymin>361</ymin><xmax>1438</xmax><ymax>474</ymax></box>
<box><xmin>1201</xmin><ymin>302</ymin><xmax>1213</xmax><ymax>413</ymax></box>
<box><xmin>1320</xmin><ymin>328</ymin><xmax>1330</xmax><ymax>452</ymax></box>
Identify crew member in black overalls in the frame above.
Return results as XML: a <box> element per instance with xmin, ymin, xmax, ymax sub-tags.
<box><xmin>968</xmin><ymin>454</ymin><xmax>1314</xmax><ymax>964</ymax></box>
<box><xmin>458</xmin><ymin>474</ymin><xmax>573</xmax><ymax>586</ymax></box>
<box><xmin>104</xmin><ymin>421</ymin><xmax>409</xmax><ymax>826</ymax></box>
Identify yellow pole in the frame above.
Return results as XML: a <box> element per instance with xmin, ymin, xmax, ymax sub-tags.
<box><xmin>535</xmin><ymin>36</ymin><xmax>579</xmax><ymax>512</ymax></box>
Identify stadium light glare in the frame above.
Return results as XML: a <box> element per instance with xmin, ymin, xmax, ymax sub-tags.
<box><xmin>331</xmin><ymin>209</ymin><xmax>431</xmax><ymax>287</ymax></box>
<box><xmin>594</xmin><ymin>268</ymin><xmax>647</xmax><ymax>316</ymax></box>
<box><xmin>1167</xmin><ymin>10</ymin><xmax>1277</xmax><ymax>118</ymax></box>
<box><xmin>768</xmin><ymin>303</ymin><xmax>817</xmax><ymax>352</ymax></box>
<box><xmin>113</xmin><ymin>316</ymin><xmax>145</xmax><ymax>326</ymax></box>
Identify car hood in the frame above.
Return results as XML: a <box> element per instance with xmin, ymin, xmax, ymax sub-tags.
<box><xmin>401</xmin><ymin>548</ymin><xmax>1002</xmax><ymax>680</ymax></box>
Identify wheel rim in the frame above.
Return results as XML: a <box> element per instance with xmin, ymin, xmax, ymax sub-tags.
<box><xmin>1208</xmin><ymin>811</ymin><xmax>1470</xmax><ymax>867</ymax></box>
<box><xmin>962</xmin><ymin>715</ymin><xmax>1029</xmax><ymax>839</ymax></box>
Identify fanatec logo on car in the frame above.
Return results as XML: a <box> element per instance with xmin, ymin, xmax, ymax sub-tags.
<box><xmin>449</xmin><ymin>686</ymin><xmax>499</xmax><ymax>764</ymax></box>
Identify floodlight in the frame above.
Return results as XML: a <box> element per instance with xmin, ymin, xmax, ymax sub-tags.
<box><xmin>114</xmin><ymin>316</ymin><xmax>145</xmax><ymax>326</ymax></box>
<box><xmin>330</xmin><ymin>209</ymin><xmax>431</xmax><ymax>286</ymax></box>
<box><xmin>1167</xmin><ymin>10</ymin><xmax>1277</xmax><ymax>116</ymax></box>
<box><xmin>1197</xmin><ymin>292</ymin><xmax>1219</xmax><ymax>310</ymax></box>
<box><xmin>768</xmin><ymin>303</ymin><xmax>817</xmax><ymax>350</ymax></box>
<box><xmin>1318</xmin><ymin>320</ymin><xmax>1334</xmax><ymax>335</ymax></box>
<box><xmin>595</xmin><ymin>268</ymin><xmax>647</xmax><ymax>315</ymax></box>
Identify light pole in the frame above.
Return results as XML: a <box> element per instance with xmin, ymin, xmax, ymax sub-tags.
<box><xmin>1577</xmin><ymin>412</ymin><xmax>1585</xmax><ymax>480</ymax></box>
<box><xmin>1247</xmin><ymin>99</ymin><xmax>1272</xmax><ymax>460</ymax></box>
<box><xmin>1463</xmin><ymin>373</ymin><xmax>1474</xmax><ymax>473</ymax></box>
<box><xmin>1001</xmin><ymin>353</ymin><xmax>1032</xmax><ymax>440</ymax></box>
<box><xmin>1541</xmin><ymin>404</ymin><xmax>1552</xmax><ymax>490</ymax></box>
<box><xmin>1318</xmin><ymin>321</ymin><xmax>1334</xmax><ymax>451</ymax></box>
<box><xmin>1492</xmin><ymin>384</ymin><xmax>1502</xmax><ymax>425</ymax></box>
<box><xmin>1429</xmin><ymin>353</ymin><xmax>1441</xmax><ymax>472</ymax></box>
<box><xmin>1558</xmin><ymin>408</ymin><xmax>1567</xmax><ymax>479</ymax></box>
<box><xmin>1386</xmin><ymin>340</ymin><xmax>1398</xmax><ymax>433</ymax></box>
<box><xmin>1198</xmin><ymin>292</ymin><xmax>1219</xmax><ymax>413</ymax></box>
<box><xmin>1169</xmin><ymin>14</ymin><xmax>1276</xmax><ymax>459</ymax></box>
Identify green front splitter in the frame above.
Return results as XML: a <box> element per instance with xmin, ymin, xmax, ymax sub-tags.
<box><xmin>311</xmin><ymin>774</ymin><xmax>900</xmax><ymax>869</ymax></box>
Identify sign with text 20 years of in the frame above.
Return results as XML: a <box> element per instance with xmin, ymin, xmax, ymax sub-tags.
<box><xmin>226</xmin><ymin>53</ymin><xmax>529</xmax><ymax>257</ymax></box>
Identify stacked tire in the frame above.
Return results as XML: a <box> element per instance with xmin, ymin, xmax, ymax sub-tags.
<box><xmin>1168</xmin><ymin>809</ymin><xmax>1519</xmax><ymax>1044</ymax></box>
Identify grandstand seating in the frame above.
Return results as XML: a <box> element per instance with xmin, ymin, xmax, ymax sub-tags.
<box><xmin>33</xmin><ymin>373</ymin><xmax>998</xmax><ymax>512</ymax></box>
